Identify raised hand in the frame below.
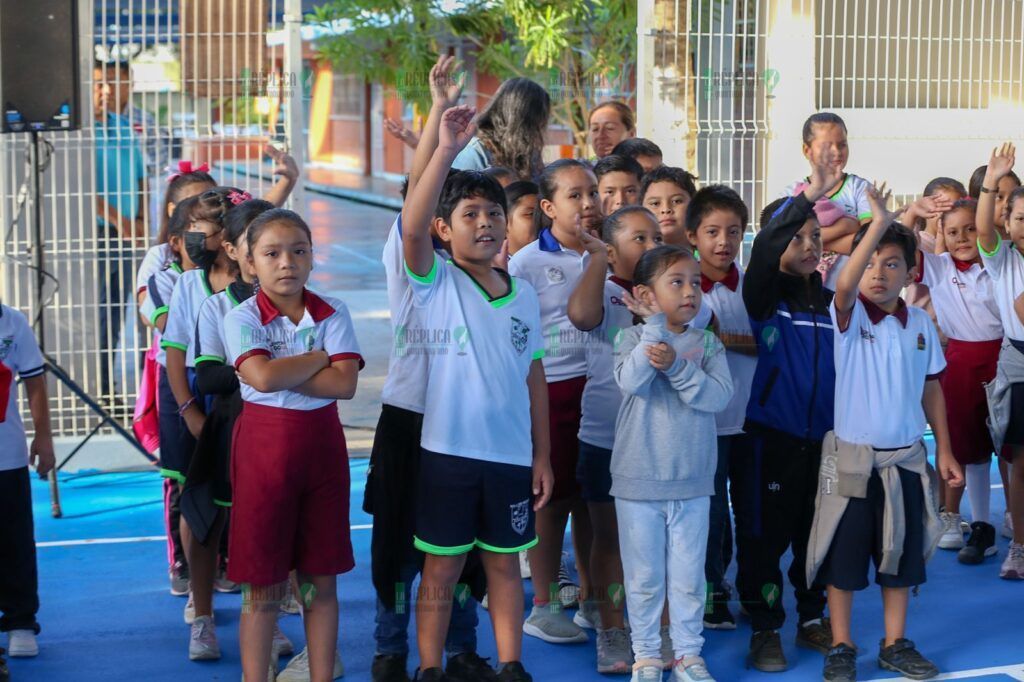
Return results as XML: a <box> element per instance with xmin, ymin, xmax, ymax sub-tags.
<box><xmin>383</xmin><ymin>117</ymin><xmax>419</xmax><ymax>149</ymax></box>
<box><xmin>623</xmin><ymin>285</ymin><xmax>663</xmax><ymax>320</ymax></box>
<box><xmin>429</xmin><ymin>54</ymin><xmax>464</xmax><ymax>109</ymax></box>
<box><xmin>912</xmin><ymin>193</ymin><xmax>955</xmax><ymax>222</ymax></box>
<box><xmin>987</xmin><ymin>141</ymin><xmax>1016</xmax><ymax>181</ymax></box>
<box><xmin>805</xmin><ymin>146</ymin><xmax>844</xmax><ymax>202</ymax></box>
<box><xmin>437</xmin><ymin>105</ymin><xmax>477</xmax><ymax>155</ymax></box>
<box><xmin>266</xmin><ymin>144</ymin><xmax>299</xmax><ymax>182</ymax></box>
<box><xmin>865</xmin><ymin>181</ymin><xmax>894</xmax><ymax>224</ymax></box>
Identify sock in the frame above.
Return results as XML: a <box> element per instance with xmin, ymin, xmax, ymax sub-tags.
<box><xmin>966</xmin><ymin>462</ymin><xmax>991</xmax><ymax>525</ymax></box>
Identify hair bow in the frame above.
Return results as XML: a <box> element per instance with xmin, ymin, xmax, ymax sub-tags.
<box><xmin>227</xmin><ymin>190</ymin><xmax>252</xmax><ymax>206</ymax></box>
<box><xmin>168</xmin><ymin>160</ymin><xmax>211</xmax><ymax>183</ymax></box>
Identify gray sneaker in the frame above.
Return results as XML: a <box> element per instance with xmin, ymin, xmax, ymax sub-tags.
<box><xmin>276</xmin><ymin>646</ymin><xmax>345</xmax><ymax>681</ymax></box>
<box><xmin>1000</xmin><ymin>542</ymin><xmax>1024</xmax><ymax>580</ymax></box>
<box><xmin>630</xmin><ymin>663</ymin><xmax>664</xmax><ymax>682</ymax></box>
<box><xmin>673</xmin><ymin>656</ymin><xmax>715</xmax><ymax>681</ymax></box>
<box><xmin>596</xmin><ymin>627</ymin><xmax>633</xmax><ymax>674</ymax></box>
<box><xmin>660</xmin><ymin>625</ymin><xmax>674</xmax><ymax>670</ymax></box>
<box><xmin>574</xmin><ymin>600</ymin><xmax>602</xmax><ymax>630</ymax></box>
<box><xmin>188</xmin><ymin>615</ymin><xmax>220</xmax><ymax>661</ymax></box>
<box><xmin>522</xmin><ymin>604</ymin><xmax>588</xmax><ymax>644</ymax></box>
<box><xmin>184</xmin><ymin>592</ymin><xmax>196</xmax><ymax>624</ymax></box>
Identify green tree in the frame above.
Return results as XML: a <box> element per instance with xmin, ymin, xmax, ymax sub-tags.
<box><xmin>308</xmin><ymin>0</ymin><xmax>637</xmax><ymax>157</ymax></box>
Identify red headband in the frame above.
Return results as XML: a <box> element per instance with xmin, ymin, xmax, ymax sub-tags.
<box><xmin>168</xmin><ymin>160</ymin><xmax>210</xmax><ymax>183</ymax></box>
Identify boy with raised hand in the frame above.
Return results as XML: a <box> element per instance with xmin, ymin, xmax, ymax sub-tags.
<box><xmin>807</xmin><ymin>184</ymin><xmax>962</xmax><ymax>682</ymax></box>
<box><xmin>403</xmin><ymin>105</ymin><xmax>553</xmax><ymax>682</ymax></box>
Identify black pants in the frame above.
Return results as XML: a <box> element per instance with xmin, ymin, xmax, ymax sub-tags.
<box><xmin>0</xmin><ymin>467</ymin><xmax>40</xmax><ymax>634</ymax></box>
<box><xmin>730</xmin><ymin>426</ymin><xmax>826</xmax><ymax>633</ymax></box>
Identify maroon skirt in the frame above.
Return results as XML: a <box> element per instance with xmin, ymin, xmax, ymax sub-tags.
<box><xmin>941</xmin><ymin>338</ymin><xmax>1002</xmax><ymax>466</ymax></box>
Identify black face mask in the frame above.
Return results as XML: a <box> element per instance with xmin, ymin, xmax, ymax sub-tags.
<box><xmin>184</xmin><ymin>232</ymin><xmax>218</xmax><ymax>269</ymax></box>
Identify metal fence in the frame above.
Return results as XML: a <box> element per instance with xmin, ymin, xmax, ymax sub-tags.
<box><xmin>0</xmin><ymin>0</ymin><xmax>305</xmax><ymax>437</ymax></box>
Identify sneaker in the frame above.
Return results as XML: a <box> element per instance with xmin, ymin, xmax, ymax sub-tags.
<box><xmin>937</xmin><ymin>511</ymin><xmax>964</xmax><ymax>549</ymax></box>
<box><xmin>630</xmin><ymin>661</ymin><xmax>665</xmax><ymax>682</ymax></box>
<box><xmin>557</xmin><ymin>565</ymin><xmax>580</xmax><ymax>608</ymax></box>
<box><xmin>6</xmin><ymin>630</ymin><xmax>38</xmax><ymax>657</ymax></box>
<box><xmin>272</xmin><ymin>621</ymin><xmax>294</xmax><ymax>658</ymax></box>
<box><xmin>184</xmin><ymin>591</ymin><xmax>196</xmax><ymax>624</ymax></box>
<box><xmin>170</xmin><ymin>562</ymin><xmax>190</xmax><ymax>596</ymax></box>
<box><xmin>958</xmin><ymin>521</ymin><xmax>998</xmax><ymax>564</ymax></box>
<box><xmin>277</xmin><ymin>646</ymin><xmax>345</xmax><ymax>681</ymax></box>
<box><xmin>1003</xmin><ymin>511</ymin><xmax>1014</xmax><ymax>540</ymax></box>
<box><xmin>371</xmin><ymin>653</ymin><xmax>410</xmax><ymax>682</ymax></box>
<box><xmin>703</xmin><ymin>591</ymin><xmax>736</xmax><ymax>630</ymax></box>
<box><xmin>1000</xmin><ymin>542</ymin><xmax>1024</xmax><ymax>580</ymax></box>
<box><xmin>188</xmin><ymin>615</ymin><xmax>221</xmax><ymax>661</ymax></box>
<box><xmin>446</xmin><ymin>652</ymin><xmax>497</xmax><ymax>681</ymax></box>
<box><xmin>660</xmin><ymin>625</ymin><xmax>674</xmax><ymax>670</ymax></box>
<box><xmin>877</xmin><ymin>638</ymin><xmax>938</xmax><ymax>680</ymax></box>
<box><xmin>519</xmin><ymin>551</ymin><xmax>532</xmax><ymax>579</ymax></box>
<box><xmin>215</xmin><ymin>567</ymin><xmax>241</xmax><ymax>593</ymax></box>
<box><xmin>796</xmin><ymin>618</ymin><xmax>833</xmax><ymax>654</ymax></box>
<box><xmin>415</xmin><ymin>668</ymin><xmax>448</xmax><ymax>681</ymax></box>
<box><xmin>673</xmin><ymin>655</ymin><xmax>715</xmax><ymax>681</ymax></box>
<box><xmin>522</xmin><ymin>604</ymin><xmax>588</xmax><ymax>644</ymax></box>
<box><xmin>495</xmin><ymin>661</ymin><xmax>532</xmax><ymax>682</ymax></box>
<box><xmin>748</xmin><ymin>630</ymin><xmax>787</xmax><ymax>672</ymax></box>
<box><xmin>596</xmin><ymin>627</ymin><xmax>633</xmax><ymax>674</ymax></box>
<box><xmin>0</xmin><ymin>647</ymin><xmax>8</xmax><ymax>682</ymax></box>
<box><xmin>573</xmin><ymin>600</ymin><xmax>602</xmax><ymax>630</ymax></box>
<box><xmin>822</xmin><ymin>643</ymin><xmax>857</xmax><ymax>682</ymax></box>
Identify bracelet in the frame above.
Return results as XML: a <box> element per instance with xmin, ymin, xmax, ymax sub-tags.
<box><xmin>980</xmin><ymin>186</ymin><xmax>996</xmax><ymax>194</ymax></box>
<box><xmin>177</xmin><ymin>397</ymin><xmax>196</xmax><ymax>417</ymax></box>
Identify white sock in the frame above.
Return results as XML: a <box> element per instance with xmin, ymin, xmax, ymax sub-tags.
<box><xmin>966</xmin><ymin>462</ymin><xmax>991</xmax><ymax>525</ymax></box>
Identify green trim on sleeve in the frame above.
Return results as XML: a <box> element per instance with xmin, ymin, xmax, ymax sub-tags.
<box><xmin>531</xmin><ymin>349</ymin><xmax>546</xmax><ymax>360</ymax></box>
<box><xmin>213</xmin><ymin>499</ymin><xmax>233</xmax><ymax>508</ymax></box>
<box><xmin>405</xmin><ymin>257</ymin><xmax>438</xmax><ymax>284</ymax></box>
<box><xmin>857</xmin><ymin>212</ymin><xmax>873</xmax><ymax>222</ymax></box>
<box><xmin>475</xmin><ymin>536</ymin><xmax>540</xmax><ymax>554</ymax></box>
<box><xmin>195</xmin><ymin>354</ymin><xmax>226</xmax><ymax>365</ymax></box>
<box><xmin>413</xmin><ymin>536</ymin><xmax>475</xmax><ymax>556</ymax></box>
<box><xmin>171</xmin><ymin>262</ymin><xmax>183</xmax><ymax>274</ymax></box>
<box><xmin>160</xmin><ymin>340</ymin><xmax>188</xmax><ymax>352</ymax></box>
<box><xmin>150</xmin><ymin>305</ymin><xmax>169</xmax><ymax>324</ymax></box>
<box><xmin>978</xmin><ymin>234</ymin><xmax>1002</xmax><ymax>258</ymax></box>
<box><xmin>159</xmin><ymin>468</ymin><xmax>186</xmax><ymax>484</ymax></box>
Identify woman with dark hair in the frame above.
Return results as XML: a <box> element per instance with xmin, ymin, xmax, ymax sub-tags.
<box><xmin>453</xmin><ymin>77</ymin><xmax>550</xmax><ymax>180</ymax></box>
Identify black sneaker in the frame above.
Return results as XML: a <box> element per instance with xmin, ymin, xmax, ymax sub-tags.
<box><xmin>415</xmin><ymin>667</ymin><xmax>448</xmax><ymax>682</ymax></box>
<box><xmin>823</xmin><ymin>643</ymin><xmax>857</xmax><ymax>681</ymax></box>
<box><xmin>796</xmin><ymin>617</ymin><xmax>834</xmax><ymax>654</ymax></box>
<box><xmin>703</xmin><ymin>591</ymin><xmax>737</xmax><ymax>630</ymax></box>
<box><xmin>496</xmin><ymin>661</ymin><xmax>533</xmax><ymax>682</ymax></box>
<box><xmin>877</xmin><ymin>639</ymin><xmax>938</xmax><ymax>680</ymax></box>
<box><xmin>373</xmin><ymin>653</ymin><xmax>410</xmax><ymax>682</ymax></box>
<box><xmin>958</xmin><ymin>521</ymin><xmax>997</xmax><ymax>564</ymax></box>
<box><xmin>0</xmin><ymin>647</ymin><xmax>8</xmax><ymax>682</ymax></box>
<box><xmin>446</xmin><ymin>652</ymin><xmax>497</xmax><ymax>682</ymax></box>
<box><xmin>749</xmin><ymin>630</ymin><xmax>788</xmax><ymax>672</ymax></box>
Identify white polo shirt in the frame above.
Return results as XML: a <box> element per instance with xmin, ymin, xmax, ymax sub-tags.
<box><xmin>407</xmin><ymin>253</ymin><xmax>544</xmax><ymax>467</ymax></box>
<box><xmin>224</xmin><ymin>289</ymin><xmax>363</xmax><ymax>410</ymax></box>
<box><xmin>701</xmin><ymin>264</ymin><xmax>757</xmax><ymax>435</ymax></box>
<box><xmin>0</xmin><ymin>304</ymin><xmax>46</xmax><ymax>471</ymax></box>
<box><xmin>380</xmin><ymin>214</ymin><xmax>451</xmax><ymax>413</ymax></box>
<box><xmin>979</xmin><ymin>236</ymin><xmax>1024</xmax><ymax>341</ymax></box>
<box><xmin>140</xmin><ymin>262</ymin><xmax>183</xmax><ymax>367</ymax></box>
<box><xmin>194</xmin><ymin>282</ymin><xmax>251</xmax><ymax>367</ymax></box>
<box><xmin>509</xmin><ymin>229</ymin><xmax>590</xmax><ymax>383</ymax></box>
<box><xmin>918</xmin><ymin>252</ymin><xmax>1002</xmax><ymax>342</ymax></box>
<box><xmin>161</xmin><ymin>268</ymin><xmax>216</xmax><ymax>368</ymax></box>
<box><xmin>136</xmin><ymin>242</ymin><xmax>173</xmax><ymax>295</ymax></box>
<box><xmin>832</xmin><ymin>297</ymin><xmax>946</xmax><ymax>449</ymax></box>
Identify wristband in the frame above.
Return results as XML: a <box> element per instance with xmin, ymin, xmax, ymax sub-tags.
<box><xmin>980</xmin><ymin>186</ymin><xmax>996</xmax><ymax>194</ymax></box>
<box><xmin>177</xmin><ymin>397</ymin><xmax>196</xmax><ymax>417</ymax></box>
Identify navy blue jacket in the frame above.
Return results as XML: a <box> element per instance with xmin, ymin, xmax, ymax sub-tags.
<box><xmin>743</xmin><ymin>193</ymin><xmax>836</xmax><ymax>441</ymax></box>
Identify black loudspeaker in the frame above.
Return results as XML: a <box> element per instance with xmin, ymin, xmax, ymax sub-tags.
<box><xmin>0</xmin><ymin>0</ymin><xmax>80</xmax><ymax>132</ymax></box>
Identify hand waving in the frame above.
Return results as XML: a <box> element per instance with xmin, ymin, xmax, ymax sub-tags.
<box><xmin>988</xmin><ymin>142</ymin><xmax>1016</xmax><ymax>181</ymax></box>
<box><xmin>429</xmin><ymin>54</ymin><xmax>465</xmax><ymax>109</ymax></box>
<box><xmin>437</xmin><ymin>105</ymin><xmax>477</xmax><ymax>156</ymax></box>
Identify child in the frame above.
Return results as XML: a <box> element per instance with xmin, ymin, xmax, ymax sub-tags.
<box><xmin>589</xmin><ymin>101</ymin><xmax>636</xmax><ymax>160</ymax></box>
<box><xmin>969</xmin><ymin>163</ymin><xmax>1021</xmax><ymax>239</ymax></box>
<box><xmin>611</xmin><ymin>245</ymin><xmax>733</xmax><ymax>682</ymax></box>
<box><xmin>0</xmin><ymin>302</ymin><xmax>54</xmax><ymax>661</ymax></box>
<box><xmin>901</xmin><ymin>179</ymin><xmax>961</xmax><ymax>331</ymax></box>
<box><xmin>225</xmin><ymin>208</ymin><xmax>362</xmax><ymax>681</ymax></box>
<box><xmin>611</xmin><ymin>138</ymin><xmax>664</xmax><ymax>174</ymax></box>
<box><xmin>484</xmin><ymin>166</ymin><xmax>517</xmax><ymax>188</ymax></box>
<box><xmin>594</xmin><ymin>154</ymin><xmax>644</xmax><ymax>217</ymax></box>
<box><xmin>641</xmin><ymin>166</ymin><xmax>698</xmax><ymax>251</ymax></box>
<box><xmin>683</xmin><ymin>185</ymin><xmax>757</xmax><ymax>630</ymax></box>
<box><xmin>510</xmin><ymin>158</ymin><xmax>599</xmax><ymax>645</ymax></box>
<box><xmin>505</xmin><ymin>180</ymin><xmax>539</xmax><ymax>256</ymax></box>
<box><xmin>911</xmin><ymin>199</ymin><xmax>1004</xmax><ymax>562</ymax></box>
<box><xmin>976</xmin><ymin>142</ymin><xmax>1024</xmax><ymax>580</ymax></box>
<box><xmin>738</xmin><ymin>150</ymin><xmax>843</xmax><ymax>671</ymax></box>
<box><xmin>403</xmin><ymin>105</ymin><xmax>552</xmax><ymax>682</ymax></box>
<box><xmin>807</xmin><ymin>188</ymin><xmax>963</xmax><ymax>682</ymax></box>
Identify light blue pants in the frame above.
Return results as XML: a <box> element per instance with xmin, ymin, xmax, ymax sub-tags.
<box><xmin>616</xmin><ymin>496</ymin><xmax>710</xmax><ymax>661</ymax></box>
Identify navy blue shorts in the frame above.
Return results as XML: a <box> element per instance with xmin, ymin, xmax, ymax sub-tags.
<box><xmin>414</xmin><ymin>449</ymin><xmax>537</xmax><ymax>556</ymax></box>
<box><xmin>157</xmin><ymin>366</ymin><xmax>208</xmax><ymax>484</ymax></box>
<box><xmin>1004</xmin><ymin>382</ymin><xmax>1024</xmax><ymax>448</ymax></box>
<box><xmin>818</xmin><ymin>466</ymin><xmax>926</xmax><ymax>591</ymax></box>
<box><xmin>576</xmin><ymin>440</ymin><xmax>613</xmax><ymax>503</ymax></box>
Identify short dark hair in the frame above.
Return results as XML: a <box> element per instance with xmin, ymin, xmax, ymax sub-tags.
<box><xmin>246</xmin><ymin>208</ymin><xmax>313</xmax><ymax>254</ymax></box>
<box><xmin>853</xmin><ymin>222</ymin><xmax>917</xmax><ymax>270</ymax></box>
<box><xmin>158</xmin><ymin>168</ymin><xmax>216</xmax><ymax>244</ymax></box>
<box><xmin>436</xmin><ymin>170</ymin><xmax>507</xmax><ymax>223</ymax></box>
<box><xmin>801</xmin><ymin>112</ymin><xmax>847</xmax><ymax>145</ymax></box>
<box><xmin>400</xmin><ymin>169</ymin><xmax>458</xmax><ymax>200</ymax></box>
<box><xmin>505</xmin><ymin>180</ymin><xmax>538</xmax><ymax>212</ymax></box>
<box><xmin>758</xmin><ymin>197</ymin><xmax>789</xmax><ymax>229</ymax></box>
<box><xmin>602</xmin><ymin>205</ymin><xmax>658</xmax><ymax>243</ymax></box>
<box><xmin>225</xmin><ymin>199</ymin><xmax>275</xmax><ymax>245</ymax></box>
<box><xmin>640</xmin><ymin>165</ymin><xmax>698</xmax><ymax>201</ymax></box>
<box><xmin>633</xmin><ymin>244</ymin><xmax>695</xmax><ymax>287</ymax></box>
<box><xmin>923</xmin><ymin>176</ymin><xmax>967</xmax><ymax>199</ymax></box>
<box><xmin>165</xmin><ymin>196</ymin><xmax>200</xmax><ymax>262</ymax></box>
<box><xmin>1006</xmin><ymin>186</ymin><xmax>1024</xmax><ymax>219</ymax></box>
<box><xmin>593</xmin><ymin>154</ymin><xmax>644</xmax><ymax>183</ymax></box>
<box><xmin>684</xmin><ymin>185</ymin><xmax>749</xmax><ymax>233</ymax></box>
<box><xmin>967</xmin><ymin>166</ymin><xmax>1019</xmax><ymax>199</ymax></box>
<box><xmin>612</xmin><ymin>138</ymin><xmax>663</xmax><ymax>161</ymax></box>
<box><xmin>483</xmin><ymin>166</ymin><xmax>516</xmax><ymax>184</ymax></box>
<box><xmin>938</xmin><ymin>197</ymin><xmax>977</xmax><ymax>230</ymax></box>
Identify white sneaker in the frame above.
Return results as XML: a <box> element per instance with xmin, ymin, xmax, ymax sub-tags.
<box><xmin>523</xmin><ymin>604</ymin><xmax>588</xmax><ymax>644</ymax></box>
<box><xmin>660</xmin><ymin>625</ymin><xmax>674</xmax><ymax>670</ymax></box>
<box><xmin>188</xmin><ymin>615</ymin><xmax>221</xmax><ymax>661</ymax></box>
<box><xmin>7</xmin><ymin>630</ymin><xmax>38</xmax><ymax>657</ymax></box>
<box><xmin>272</xmin><ymin>621</ymin><xmax>294</xmax><ymax>657</ymax></box>
<box><xmin>184</xmin><ymin>591</ymin><xmax>196</xmax><ymax>624</ymax></box>
<box><xmin>1000</xmin><ymin>542</ymin><xmax>1024</xmax><ymax>580</ymax></box>
<box><xmin>573</xmin><ymin>600</ymin><xmax>602</xmax><ymax>630</ymax></box>
<box><xmin>673</xmin><ymin>655</ymin><xmax>715</xmax><ymax>681</ymax></box>
<box><xmin>1004</xmin><ymin>511</ymin><xmax>1015</xmax><ymax>540</ymax></box>
<box><xmin>938</xmin><ymin>512</ymin><xmax>965</xmax><ymax>549</ymax></box>
<box><xmin>631</xmin><ymin>661</ymin><xmax>664</xmax><ymax>681</ymax></box>
<box><xmin>276</xmin><ymin>646</ymin><xmax>345</xmax><ymax>681</ymax></box>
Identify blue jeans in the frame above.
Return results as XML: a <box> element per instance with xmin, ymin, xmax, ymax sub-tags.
<box><xmin>374</xmin><ymin>559</ymin><xmax>478</xmax><ymax>657</ymax></box>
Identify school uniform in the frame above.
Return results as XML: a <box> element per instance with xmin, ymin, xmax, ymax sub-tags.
<box><xmin>509</xmin><ymin>228</ymin><xmax>590</xmax><ymax>500</ymax></box>
<box><xmin>136</xmin><ymin>242</ymin><xmax>173</xmax><ymax>298</ymax></box>
<box><xmin>735</xmin><ymin>194</ymin><xmax>834</xmax><ymax>633</ymax></box>
<box><xmin>979</xmin><ymin>235</ymin><xmax>1024</xmax><ymax>449</ymax></box>
<box><xmin>0</xmin><ymin>304</ymin><xmax>46</xmax><ymax>636</ymax></box>
<box><xmin>224</xmin><ymin>288</ymin><xmax>363</xmax><ymax>585</ymax></box>
<box><xmin>406</xmin><ymin>253</ymin><xmax>544</xmax><ymax>556</ymax></box>
<box><xmin>917</xmin><ymin>252</ymin><xmax>1004</xmax><ymax>464</ymax></box>
<box><xmin>808</xmin><ymin>296</ymin><xmax>945</xmax><ymax>591</ymax></box>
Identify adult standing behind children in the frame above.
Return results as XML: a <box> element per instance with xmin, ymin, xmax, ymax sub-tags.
<box><xmin>588</xmin><ymin>102</ymin><xmax>636</xmax><ymax>160</ymax></box>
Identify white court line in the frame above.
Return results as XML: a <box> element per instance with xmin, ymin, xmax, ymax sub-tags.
<box><xmin>866</xmin><ymin>661</ymin><xmax>1024</xmax><ymax>680</ymax></box>
<box><xmin>37</xmin><ymin>524</ymin><xmax>374</xmax><ymax>548</ymax></box>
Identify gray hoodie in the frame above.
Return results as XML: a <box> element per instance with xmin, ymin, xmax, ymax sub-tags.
<box><xmin>611</xmin><ymin>314</ymin><xmax>734</xmax><ymax>501</ymax></box>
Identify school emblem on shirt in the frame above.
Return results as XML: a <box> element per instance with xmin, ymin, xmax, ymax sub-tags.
<box><xmin>761</xmin><ymin>325</ymin><xmax>779</xmax><ymax>352</ymax></box>
<box><xmin>511</xmin><ymin>317</ymin><xmax>530</xmax><ymax>355</ymax></box>
<box><xmin>859</xmin><ymin>327</ymin><xmax>876</xmax><ymax>343</ymax></box>
<box><xmin>510</xmin><ymin>499</ymin><xmax>530</xmax><ymax>535</ymax></box>
<box><xmin>545</xmin><ymin>266</ymin><xmax>565</xmax><ymax>284</ymax></box>
<box><xmin>917</xmin><ymin>333</ymin><xmax>926</xmax><ymax>351</ymax></box>
<box><xmin>453</xmin><ymin>326</ymin><xmax>470</xmax><ymax>355</ymax></box>
<box><xmin>0</xmin><ymin>337</ymin><xmax>12</xmax><ymax>361</ymax></box>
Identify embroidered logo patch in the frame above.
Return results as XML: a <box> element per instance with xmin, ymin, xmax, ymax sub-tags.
<box><xmin>545</xmin><ymin>266</ymin><xmax>565</xmax><ymax>284</ymax></box>
<box><xmin>0</xmin><ymin>337</ymin><xmax>12</xmax><ymax>361</ymax></box>
<box><xmin>511</xmin><ymin>317</ymin><xmax>529</xmax><ymax>355</ymax></box>
<box><xmin>510</xmin><ymin>499</ymin><xmax>530</xmax><ymax>535</ymax></box>
<box><xmin>917</xmin><ymin>332</ymin><xmax>926</xmax><ymax>351</ymax></box>
<box><xmin>859</xmin><ymin>327</ymin><xmax>876</xmax><ymax>343</ymax></box>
